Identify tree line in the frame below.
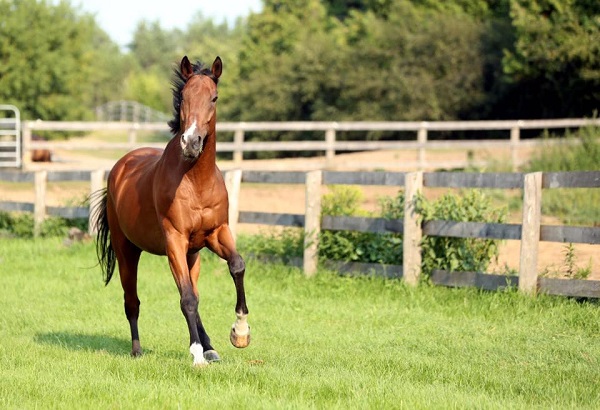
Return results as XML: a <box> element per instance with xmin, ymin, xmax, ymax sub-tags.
<box><xmin>0</xmin><ymin>0</ymin><xmax>598</xmax><ymax>129</ymax></box>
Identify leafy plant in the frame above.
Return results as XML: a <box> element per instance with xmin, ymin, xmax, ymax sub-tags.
<box><xmin>541</xmin><ymin>243</ymin><xmax>592</xmax><ymax>280</ymax></box>
<box><xmin>0</xmin><ymin>211</ymin><xmax>87</xmax><ymax>239</ymax></box>
<box><xmin>416</xmin><ymin>190</ymin><xmax>507</xmax><ymax>277</ymax></box>
<box><xmin>318</xmin><ymin>186</ymin><xmax>403</xmax><ymax>264</ymax></box>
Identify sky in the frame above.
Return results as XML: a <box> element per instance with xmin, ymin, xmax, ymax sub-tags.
<box><xmin>73</xmin><ymin>0</ymin><xmax>263</xmax><ymax>49</ymax></box>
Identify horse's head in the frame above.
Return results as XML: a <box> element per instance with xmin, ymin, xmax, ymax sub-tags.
<box><xmin>169</xmin><ymin>56</ymin><xmax>222</xmax><ymax>160</ymax></box>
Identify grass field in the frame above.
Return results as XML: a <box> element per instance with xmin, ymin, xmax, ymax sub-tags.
<box><xmin>1</xmin><ymin>238</ymin><xmax>599</xmax><ymax>409</ymax></box>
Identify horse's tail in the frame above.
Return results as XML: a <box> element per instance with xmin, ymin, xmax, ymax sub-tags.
<box><xmin>91</xmin><ymin>188</ymin><xmax>116</xmax><ymax>286</ymax></box>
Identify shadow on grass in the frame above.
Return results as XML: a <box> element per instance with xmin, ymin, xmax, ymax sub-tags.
<box><xmin>34</xmin><ymin>331</ymin><xmax>138</xmax><ymax>356</ymax></box>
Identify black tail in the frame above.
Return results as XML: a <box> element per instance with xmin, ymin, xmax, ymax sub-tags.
<box><xmin>91</xmin><ymin>188</ymin><xmax>116</xmax><ymax>286</ymax></box>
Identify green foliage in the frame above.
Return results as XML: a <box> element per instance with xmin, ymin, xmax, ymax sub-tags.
<box><xmin>242</xmin><ymin>185</ymin><xmax>505</xmax><ymax>276</ymax></box>
<box><xmin>417</xmin><ymin>190</ymin><xmax>507</xmax><ymax>277</ymax></box>
<box><xmin>319</xmin><ymin>186</ymin><xmax>403</xmax><ymax>263</ymax></box>
<box><xmin>0</xmin><ymin>211</ymin><xmax>87</xmax><ymax>238</ymax></box>
<box><xmin>2</xmin><ymin>0</ymin><xmax>597</xmax><ymax>124</ymax></box>
<box><xmin>0</xmin><ymin>211</ymin><xmax>34</xmax><ymax>238</ymax></box>
<box><xmin>0</xmin><ymin>0</ymin><xmax>128</xmax><ymax>121</ymax></box>
<box><xmin>499</xmin><ymin>0</ymin><xmax>600</xmax><ymax>117</ymax></box>
<box><xmin>541</xmin><ymin>243</ymin><xmax>592</xmax><ymax>279</ymax></box>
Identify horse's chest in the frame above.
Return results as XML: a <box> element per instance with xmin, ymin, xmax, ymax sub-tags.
<box><xmin>186</xmin><ymin>205</ymin><xmax>223</xmax><ymax>246</ymax></box>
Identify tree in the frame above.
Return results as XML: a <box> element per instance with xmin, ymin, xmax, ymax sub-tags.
<box><xmin>0</xmin><ymin>0</ymin><xmax>121</xmax><ymax>121</ymax></box>
<box><xmin>499</xmin><ymin>0</ymin><xmax>600</xmax><ymax>117</ymax></box>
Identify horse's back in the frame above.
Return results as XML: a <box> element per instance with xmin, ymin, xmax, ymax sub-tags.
<box><xmin>107</xmin><ymin>147</ymin><xmax>166</xmax><ymax>254</ymax></box>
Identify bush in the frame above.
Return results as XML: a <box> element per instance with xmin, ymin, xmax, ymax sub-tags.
<box><xmin>0</xmin><ymin>211</ymin><xmax>87</xmax><ymax>238</ymax></box>
<box><xmin>416</xmin><ymin>190</ymin><xmax>506</xmax><ymax>277</ymax></box>
<box><xmin>239</xmin><ymin>185</ymin><xmax>506</xmax><ymax>279</ymax></box>
<box><xmin>319</xmin><ymin>186</ymin><xmax>403</xmax><ymax>264</ymax></box>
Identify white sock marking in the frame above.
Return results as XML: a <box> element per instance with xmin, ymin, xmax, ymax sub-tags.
<box><xmin>190</xmin><ymin>342</ymin><xmax>208</xmax><ymax>366</ymax></box>
<box><xmin>233</xmin><ymin>312</ymin><xmax>250</xmax><ymax>336</ymax></box>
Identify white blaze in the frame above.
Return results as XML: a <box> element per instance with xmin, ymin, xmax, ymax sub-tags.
<box><xmin>182</xmin><ymin>120</ymin><xmax>197</xmax><ymax>145</ymax></box>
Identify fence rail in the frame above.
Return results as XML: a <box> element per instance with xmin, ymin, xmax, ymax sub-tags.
<box><xmin>20</xmin><ymin>118</ymin><xmax>600</xmax><ymax>170</ymax></box>
<box><xmin>1</xmin><ymin>169</ymin><xmax>599</xmax><ymax>298</ymax></box>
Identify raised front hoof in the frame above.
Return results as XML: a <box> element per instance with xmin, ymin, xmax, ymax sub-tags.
<box><xmin>203</xmin><ymin>350</ymin><xmax>221</xmax><ymax>363</ymax></box>
<box><xmin>230</xmin><ymin>327</ymin><xmax>251</xmax><ymax>349</ymax></box>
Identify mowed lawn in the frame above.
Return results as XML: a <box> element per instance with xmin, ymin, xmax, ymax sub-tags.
<box><xmin>0</xmin><ymin>238</ymin><xmax>599</xmax><ymax>409</ymax></box>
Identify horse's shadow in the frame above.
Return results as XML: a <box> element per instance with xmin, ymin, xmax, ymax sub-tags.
<box><xmin>34</xmin><ymin>331</ymin><xmax>138</xmax><ymax>356</ymax></box>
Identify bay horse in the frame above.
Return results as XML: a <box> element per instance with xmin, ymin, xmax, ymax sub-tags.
<box><xmin>93</xmin><ymin>56</ymin><xmax>250</xmax><ymax>366</ymax></box>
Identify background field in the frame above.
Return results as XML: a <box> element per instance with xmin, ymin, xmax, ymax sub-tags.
<box><xmin>1</xmin><ymin>238</ymin><xmax>599</xmax><ymax>409</ymax></box>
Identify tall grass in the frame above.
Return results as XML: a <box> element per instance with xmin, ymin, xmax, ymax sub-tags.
<box><xmin>524</xmin><ymin>125</ymin><xmax>600</xmax><ymax>225</ymax></box>
<box><xmin>1</xmin><ymin>238</ymin><xmax>599</xmax><ymax>408</ymax></box>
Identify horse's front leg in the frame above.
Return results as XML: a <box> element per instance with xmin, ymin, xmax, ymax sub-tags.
<box><xmin>207</xmin><ymin>225</ymin><xmax>250</xmax><ymax>348</ymax></box>
<box><xmin>165</xmin><ymin>233</ymin><xmax>211</xmax><ymax>366</ymax></box>
<box><xmin>187</xmin><ymin>252</ymin><xmax>220</xmax><ymax>362</ymax></box>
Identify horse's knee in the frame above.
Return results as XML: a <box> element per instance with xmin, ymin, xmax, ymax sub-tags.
<box><xmin>228</xmin><ymin>254</ymin><xmax>245</xmax><ymax>277</ymax></box>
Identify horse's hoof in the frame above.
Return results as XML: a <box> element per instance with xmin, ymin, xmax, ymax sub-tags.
<box><xmin>230</xmin><ymin>326</ymin><xmax>251</xmax><ymax>348</ymax></box>
<box><xmin>203</xmin><ymin>350</ymin><xmax>221</xmax><ymax>362</ymax></box>
<box><xmin>131</xmin><ymin>341</ymin><xmax>143</xmax><ymax>357</ymax></box>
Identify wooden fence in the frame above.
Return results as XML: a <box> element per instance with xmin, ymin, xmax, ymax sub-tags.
<box><xmin>1</xmin><ymin>169</ymin><xmax>599</xmax><ymax>298</ymax></box>
<box><xmin>21</xmin><ymin>118</ymin><xmax>600</xmax><ymax>170</ymax></box>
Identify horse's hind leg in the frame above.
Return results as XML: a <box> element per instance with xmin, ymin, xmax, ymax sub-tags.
<box><xmin>113</xmin><ymin>235</ymin><xmax>143</xmax><ymax>357</ymax></box>
<box><xmin>207</xmin><ymin>225</ymin><xmax>250</xmax><ymax>349</ymax></box>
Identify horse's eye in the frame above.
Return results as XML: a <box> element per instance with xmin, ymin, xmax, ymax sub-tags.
<box><xmin>212</xmin><ymin>96</ymin><xmax>218</xmax><ymax>103</ymax></box>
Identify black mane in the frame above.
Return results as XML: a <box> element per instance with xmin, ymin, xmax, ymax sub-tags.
<box><xmin>168</xmin><ymin>60</ymin><xmax>219</xmax><ymax>134</ymax></box>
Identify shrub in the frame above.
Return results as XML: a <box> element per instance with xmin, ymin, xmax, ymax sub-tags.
<box><xmin>0</xmin><ymin>211</ymin><xmax>87</xmax><ymax>238</ymax></box>
<box><xmin>239</xmin><ymin>185</ymin><xmax>506</xmax><ymax>279</ymax></box>
<box><xmin>416</xmin><ymin>190</ymin><xmax>506</xmax><ymax>277</ymax></box>
<box><xmin>319</xmin><ymin>186</ymin><xmax>403</xmax><ymax>264</ymax></box>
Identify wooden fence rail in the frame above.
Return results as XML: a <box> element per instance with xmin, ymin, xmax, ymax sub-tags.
<box><xmin>20</xmin><ymin>118</ymin><xmax>600</xmax><ymax>171</ymax></box>
<box><xmin>1</xmin><ymin>169</ymin><xmax>599</xmax><ymax>298</ymax></box>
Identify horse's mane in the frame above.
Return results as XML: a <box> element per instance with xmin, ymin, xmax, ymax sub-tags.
<box><xmin>168</xmin><ymin>60</ymin><xmax>219</xmax><ymax>135</ymax></box>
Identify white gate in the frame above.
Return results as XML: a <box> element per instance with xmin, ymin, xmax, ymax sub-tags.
<box><xmin>0</xmin><ymin>105</ymin><xmax>21</xmax><ymax>168</ymax></box>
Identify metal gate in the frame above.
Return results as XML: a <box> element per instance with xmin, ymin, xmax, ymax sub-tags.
<box><xmin>0</xmin><ymin>105</ymin><xmax>21</xmax><ymax>168</ymax></box>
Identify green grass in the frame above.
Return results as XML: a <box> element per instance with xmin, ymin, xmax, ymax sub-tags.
<box><xmin>1</xmin><ymin>238</ymin><xmax>599</xmax><ymax>409</ymax></box>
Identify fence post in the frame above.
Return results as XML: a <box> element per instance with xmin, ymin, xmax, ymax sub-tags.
<box><xmin>325</xmin><ymin>128</ymin><xmax>336</xmax><ymax>166</ymax></box>
<box><xmin>22</xmin><ymin>121</ymin><xmax>32</xmax><ymax>168</ymax></box>
<box><xmin>417</xmin><ymin>123</ymin><xmax>428</xmax><ymax>170</ymax></box>
<box><xmin>304</xmin><ymin>170</ymin><xmax>322</xmax><ymax>277</ymax></box>
<box><xmin>510</xmin><ymin>123</ymin><xmax>521</xmax><ymax>172</ymax></box>
<box><xmin>34</xmin><ymin>170</ymin><xmax>47</xmax><ymax>237</ymax></box>
<box><xmin>129</xmin><ymin>123</ymin><xmax>139</xmax><ymax>145</ymax></box>
<box><xmin>233</xmin><ymin>129</ymin><xmax>244</xmax><ymax>164</ymax></box>
<box><xmin>403</xmin><ymin>171</ymin><xmax>423</xmax><ymax>285</ymax></box>
<box><xmin>225</xmin><ymin>169</ymin><xmax>242</xmax><ymax>241</ymax></box>
<box><xmin>519</xmin><ymin>172</ymin><xmax>542</xmax><ymax>295</ymax></box>
<box><xmin>88</xmin><ymin>170</ymin><xmax>105</xmax><ymax>235</ymax></box>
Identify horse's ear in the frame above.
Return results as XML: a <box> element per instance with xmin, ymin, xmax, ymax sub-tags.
<box><xmin>180</xmin><ymin>56</ymin><xmax>194</xmax><ymax>80</ymax></box>
<box><xmin>211</xmin><ymin>56</ymin><xmax>222</xmax><ymax>79</ymax></box>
